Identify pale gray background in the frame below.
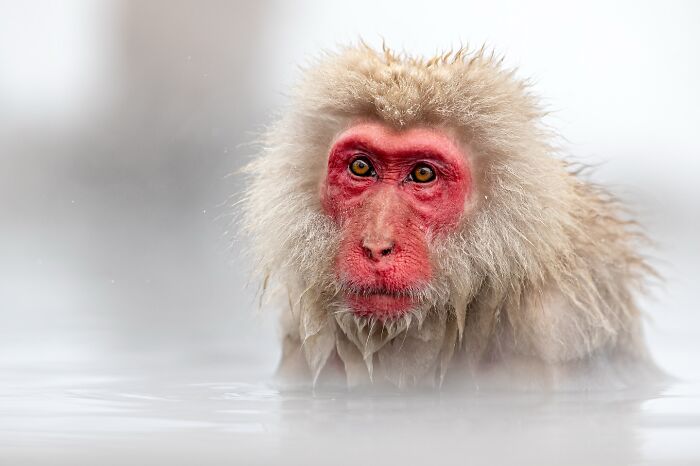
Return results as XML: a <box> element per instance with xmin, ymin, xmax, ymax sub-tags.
<box><xmin>1</xmin><ymin>1</ymin><xmax>699</xmax><ymax>464</ymax></box>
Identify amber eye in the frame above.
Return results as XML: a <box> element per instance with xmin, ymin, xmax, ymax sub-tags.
<box><xmin>349</xmin><ymin>157</ymin><xmax>374</xmax><ymax>177</ymax></box>
<box><xmin>411</xmin><ymin>163</ymin><xmax>436</xmax><ymax>183</ymax></box>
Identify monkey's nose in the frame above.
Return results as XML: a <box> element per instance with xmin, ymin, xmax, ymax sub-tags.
<box><xmin>362</xmin><ymin>239</ymin><xmax>395</xmax><ymax>261</ymax></box>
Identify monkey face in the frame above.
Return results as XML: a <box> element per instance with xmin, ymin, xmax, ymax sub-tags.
<box><xmin>321</xmin><ymin>121</ymin><xmax>472</xmax><ymax>319</ymax></box>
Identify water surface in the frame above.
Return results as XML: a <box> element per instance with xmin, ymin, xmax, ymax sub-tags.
<box><xmin>2</xmin><ymin>364</ymin><xmax>699</xmax><ymax>465</ymax></box>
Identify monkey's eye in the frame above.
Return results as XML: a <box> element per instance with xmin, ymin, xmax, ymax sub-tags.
<box><xmin>410</xmin><ymin>163</ymin><xmax>436</xmax><ymax>183</ymax></box>
<box><xmin>349</xmin><ymin>157</ymin><xmax>374</xmax><ymax>177</ymax></box>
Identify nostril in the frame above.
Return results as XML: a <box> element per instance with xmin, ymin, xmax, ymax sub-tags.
<box><xmin>361</xmin><ymin>241</ymin><xmax>394</xmax><ymax>261</ymax></box>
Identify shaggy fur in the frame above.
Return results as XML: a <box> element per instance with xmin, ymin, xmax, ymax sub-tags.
<box><xmin>241</xmin><ymin>43</ymin><xmax>657</xmax><ymax>389</ymax></box>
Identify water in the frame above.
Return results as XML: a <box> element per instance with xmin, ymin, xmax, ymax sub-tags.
<box><xmin>2</xmin><ymin>364</ymin><xmax>699</xmax><ymax>465</ymax></box>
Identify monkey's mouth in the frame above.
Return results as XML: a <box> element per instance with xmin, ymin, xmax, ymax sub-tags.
<box><xmin>342</xmin><ymin>287</ymin><xmax>417</xmax><ymax>318</ymax></box>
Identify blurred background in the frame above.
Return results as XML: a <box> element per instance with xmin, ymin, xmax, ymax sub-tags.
<box><xmin>0</xmin><ymin>2</ymin><xmax>699</xmax><ymax>462</ymax></box>
<box><xmin>0</xmin><ymin>0</ymin><xmax>700</xmax><ymax>465</ymax></box>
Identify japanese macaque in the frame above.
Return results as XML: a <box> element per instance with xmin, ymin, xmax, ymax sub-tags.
<box><xmin>242</xmin><ymin>43</ymin><xmax>659</xmax><ymax>389</ymax></box>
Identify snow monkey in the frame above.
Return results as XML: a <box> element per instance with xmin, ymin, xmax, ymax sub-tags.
<box><xmin>242</xmin><ymin>43</ymin><xmax>659</xmax><ymax>389</ymax></box>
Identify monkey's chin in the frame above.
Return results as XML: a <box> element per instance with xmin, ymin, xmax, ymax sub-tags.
<box><xmin>345</xmin><ymin>293</ymin><xmax>416</xmax><ymax>320</ymax></box>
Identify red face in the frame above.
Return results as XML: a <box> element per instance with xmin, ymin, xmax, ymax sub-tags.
<box><xmin>321</xmin><ymin>122</ymin><xmax>472</xmax><ymax>319</ymax></box>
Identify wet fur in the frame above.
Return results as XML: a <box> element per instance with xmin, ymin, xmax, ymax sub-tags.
<box><xmin>241</xmin><ymin>43</ymin><xmax>658</xmax><ymax>389</ymax></box>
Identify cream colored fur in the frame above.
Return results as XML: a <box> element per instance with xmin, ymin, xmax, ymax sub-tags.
<box><xmin>241</xmin><ymin>43</ymin><xmax>657</xmax><ymax>389</ymax></box>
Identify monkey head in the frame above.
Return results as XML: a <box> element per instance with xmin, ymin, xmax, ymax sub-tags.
<box><xmin>322</xmin><ymin>122</ymin><xmax>471</xmax><ymax>318</ymax></box>
<box><xmin>242</xmin><ymin>44</ymin><xmax>656</xmax><ymax>388</ymax></box>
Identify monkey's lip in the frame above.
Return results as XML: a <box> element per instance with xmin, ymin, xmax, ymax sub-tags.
<box><xmin>343</xmin><ymin>288</ymin><xmax>416</xmax><ymax>317</ymax></box>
